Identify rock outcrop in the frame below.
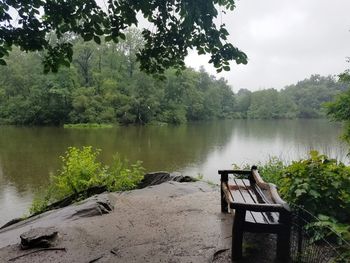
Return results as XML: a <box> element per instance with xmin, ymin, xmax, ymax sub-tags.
<box><xmin>0</xmin><ymin>171</ymin><xmax>189</xmax><ymax>230</ymax></box>
<box><xmin>20</xmin><ymin>227</ymin><xmax>58</xmax><ymax>249</ymax></box>
<box><xmin>0</xmin><ymin>173</ymin><xmax>275</xmax><ymax>262</ymax></box>
<box><xmin>0</xmin><ymin>180</ymin><xmax>233</xmax><ymax>262</ymax></box>
<box><xmin>138</xmin><ymin>171</ymin><xmax>196</xmax><ymax>188</ymax></box>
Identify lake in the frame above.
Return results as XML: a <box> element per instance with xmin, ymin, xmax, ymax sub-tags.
<box><xmin>0</xmin><ymin>119</ymin><xmax>347</xmax><ymax>225</ymax></box>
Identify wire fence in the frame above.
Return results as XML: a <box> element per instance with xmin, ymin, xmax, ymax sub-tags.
<box><xmin>290</xmin><ymin>204</ymin><xmax>349</xmax><ymax>263</ymax></box>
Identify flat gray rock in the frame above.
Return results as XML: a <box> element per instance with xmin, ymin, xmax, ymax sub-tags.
<box><xmin>138</xmin><ymin>171</ymin><xmax>196</xmax><ymax>188</ymax></box>
<box><xmin>0</xmin><ymin>181</ymin><xmax>275</xmax><ymax>262</ymax></box>
<box><xmin>20</xmin><ymin>227</ymin><xmax>58</xmax><ymax>249</ymax></box>
<box><xmin>0</xmin><ymin>193</ymin><xmax>116</xmax><ymax>248</ymax></box>
<box><xmin>68</xmin><ymin>195</ymin><xmax>114</xmax><ymax>219</ymax></box>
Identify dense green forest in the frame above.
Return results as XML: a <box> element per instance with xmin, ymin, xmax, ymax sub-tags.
<box><xmin>0</xmin><ymin>30</ymin><xmax>348</xmax><ymax>125</ymax></box>
<box><xmin>236</xmin><ymin>75</ymin><xmax>348</xmax><ymax>119</ymax></box>
<box><xmin>0</xmin><ymin>32</ymin><xmax>237</xmax><ymax>125</ymax></box>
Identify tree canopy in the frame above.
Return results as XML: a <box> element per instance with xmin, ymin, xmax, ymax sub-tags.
<box><xmin>0</xmin><ymin>0</ymin><xmax>247</xmax><ymax>74</ymax></box>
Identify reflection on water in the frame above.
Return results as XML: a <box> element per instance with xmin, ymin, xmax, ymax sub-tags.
<box><xmin>0</xmin><ymin>119</ymin><xmax>347</xmax><ymax>225</ymax></box>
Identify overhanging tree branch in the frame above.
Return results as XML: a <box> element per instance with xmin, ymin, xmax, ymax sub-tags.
<box><xmin>0</xmin><ymin>0</ymin><xmax>247</xmax><ymax>74</ymax></box>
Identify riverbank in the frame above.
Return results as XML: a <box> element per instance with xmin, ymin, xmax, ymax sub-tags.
<box><xmin>0</xmin><ymin>178</ymin><xmax>276</xmax><ymax>262</ymax></box>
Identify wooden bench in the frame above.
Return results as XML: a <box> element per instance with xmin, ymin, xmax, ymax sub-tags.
<box><xmin>219</xmin><ymin>166</ymin><xmax>291</xmax><ymax>261</ymax></box>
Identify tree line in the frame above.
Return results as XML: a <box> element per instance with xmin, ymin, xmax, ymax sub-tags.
<box><xmin>0</xmin><ymin>31</ymin><xmax>347</xmax><ymax>125</ymax></box>
<box><xmin>0</xmin><ymin>30</ymin><xmax>237</xmax><ymax>125</ymax></box>
<box><xmin>236</xmin><ymin>74</ymin><xmax>347</xmax><ymax>119</ymax></box>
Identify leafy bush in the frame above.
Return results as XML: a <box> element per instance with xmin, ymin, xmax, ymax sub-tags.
<box><xmin>105</xmin><ymin>154</ymin><xmax>145</xmax><ymax>191</ymax></box>
<box><xmin>30</xmin><ymin>146</ymin><xmax>144</xmax><ymax>214</ymax></box>
<box><xmin>256</xmin><ymin>152</ymin><xmax>350</xmax><ymax>224</ymax></box>
<box><xmin>256</xmin><ymin>152</ymin><xmax>350</xmax><ymax>257</ymax></box>
<box><xmin>278</xmin><ymin>151</ymin><xmax>350</xmax><ymax>223</ymax></box>
<box><xmin>257</xmin><ymin>157</ymin><xmax>285</xmax><ymax>186</ymax></box>
<box><xmin>52</xmin><ymin>147</ymin><xmax>107</xmax><ymax>198</ymax></box>
<box><xmin>306</xmin><ymin>215</ymin><xmax>350</xmax><ymax>244</ymax></box>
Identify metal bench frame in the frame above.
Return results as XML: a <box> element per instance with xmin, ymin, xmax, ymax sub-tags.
<box><xmin>219</xmin><ymin>166</ymin><xmax>291</xmax><ymax>261</ymax></box>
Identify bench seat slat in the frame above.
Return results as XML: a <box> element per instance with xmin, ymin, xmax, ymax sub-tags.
<box><xmin>249</xmin><ymin>212</ymin><xmax>269</xmax><ymax>224</ymax></box>
<box><xmin>264</xmin><ymin>211</ymin><xmax>279</xmax><ymax>223</ymax></box>
<box><xmin>232</xmin><ymin>179</ymin><xmax>258</xmax><ymax>223</ymax></box>
<box><xmin>240</xmin><ymin>179</ymin><xmax>274</xmax><ymax>225</ymax></box>
<box><xmin>251</xmin><ymin>185</ymin><xmax>280</xmax><ymax>223</ymax></box>
<box><xmin>230</xmin><ymin>179</ymin><xmax>280</xmax><ymax>224</ymax></box>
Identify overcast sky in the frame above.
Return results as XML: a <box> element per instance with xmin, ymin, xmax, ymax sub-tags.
<box><xmin>184</xmin><ymin>0</ymin><xmax>350</xmax><ymax>92</ymax></box>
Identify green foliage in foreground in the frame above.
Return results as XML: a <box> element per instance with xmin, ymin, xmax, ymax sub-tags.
<box><xmin>1</xmin><ymin>0</ymin><xmax>245</xmax><ymax>74</ymax></box>
<box><xmin>30</xmin><ymin>146</ymin><xmax>144</xmax><ymax>214</ymax></box>
<box><xmin>260</xmin><ymin>153</ymin><xmax>350</xmax><ymax>223</ymax></box>
<box><xmin>280</xmin><ymin>151</ymin><xmax>350</xmax><ymax>223</ymax></box>
<box><xmin>63</xmin><ymin>123</ymin><xmax>114</xmax><ymax>129</ymax></box>
<box><xmin>257</xmin><ymin>152</ymin><xmax>350</xmax><ymax>257</ymax></box>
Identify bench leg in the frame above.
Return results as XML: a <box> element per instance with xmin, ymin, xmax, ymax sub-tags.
<box><xmin>221</xmin><ymin>185</ymin><xmax>229</xmax><ymax>213</ymax></box>
<box><xmin>276</xmin><ymin>225</ymin><xmax>291</xmax><ymax>261</ymax></box>
<box><xmin>220</xmin><ymin>173</ymin><xmax>229</xmax><ymax>213</ymax></box>
<box><xmin>276</xmin><ymin>211</ymin><xmax>291</xmax><ymax>261</ymax></box>
<box><xmin>232</xmin><ymin>209</ymin><xmax>246</xmax><ymax>261</ymax></box>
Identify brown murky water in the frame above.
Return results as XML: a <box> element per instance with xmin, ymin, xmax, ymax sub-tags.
<box><xmin>0</xmin><ymin>119</ymin><xmax>347</xmax><ymax>225</ymax></box>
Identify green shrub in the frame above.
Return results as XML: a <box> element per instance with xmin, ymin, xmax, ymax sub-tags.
<box><xmin>29</xmin><ymin>146</ymin><xmax>144</xmax><ymax>214</ymax></box>
<box><xmin>257</xmin><ymin>157</ymin><xmax>285</xmax><ymax>186</ymax></box>
<box><xmin>256</xmin><ymin>152</ymin><xmax>350</xmax><ymax>255</ymax></box>
<box><xmin>256</xmin><ymin>152</ymin><xmax>350</xmax><ymax>225</ymax></box>
<box><xmin>278</xmin><ymin>151</ymin><xmax>350</xmax><ymax>223</ymax></box>
<box><xmin>106</xmin><ymin>154</ymin><xmax>144</xmax><ymax>191</ymax></box>
<box><xmin>53</xmin><ymin>147</ymin><xmax>107</xmax><ymax>198</ymax></box>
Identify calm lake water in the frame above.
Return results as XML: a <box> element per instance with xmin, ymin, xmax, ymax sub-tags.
<box><xmin>0</xmin><ymin>119</ymin><xmax>347</xmax><ymax>225</ymax></box>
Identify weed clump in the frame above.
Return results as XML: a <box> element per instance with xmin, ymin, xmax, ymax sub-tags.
<box><xmin>30</xmin><ymin>146</ymin><xmax>144</xmax><ymax>214</ymax></box>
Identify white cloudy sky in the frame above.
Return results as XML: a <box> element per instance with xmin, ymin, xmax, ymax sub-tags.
<box><xmin>184</xmin><ymin>0</ymin><xmax>350</xmax><ymax>92</ymax></box>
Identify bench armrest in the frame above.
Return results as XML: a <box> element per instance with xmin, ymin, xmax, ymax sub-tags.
<box><xmin>231</xmin><ymin>202</ymin><xmax>288</xmax><ymax>212</ymax></box>
<box><xmin>251</xmin><ymin>169</ymin><xmax>291</xmax><ymax>211</ymax></box>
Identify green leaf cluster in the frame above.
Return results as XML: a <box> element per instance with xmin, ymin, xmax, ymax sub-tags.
<box><xmin>256</xmin><ymin>152</ymin><xmax>350</xmax><ymax>255</ymax></box>
<box><xmin>30</xmin><ymin>146</ymin><xmax>144</xmax><ymax>214</ymax></box>
<box><xmin>279</xmin><ymin>151</ymin><xmax>350</xmax><ymax>223</ymax></box>
<box><xmin>0</xmin><ymin>0</ymin><xmax>246</xmax><ymax>74</ymax></box>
